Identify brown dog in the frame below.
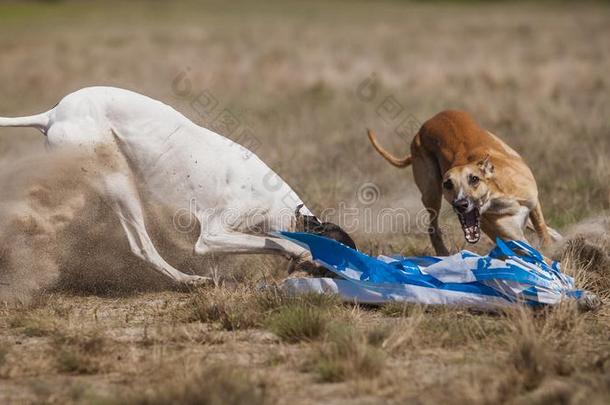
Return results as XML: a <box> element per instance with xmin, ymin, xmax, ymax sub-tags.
<box><xmin>368</xmin><ymin>110</ymin><xmax>560</xmax><ymax>255</ymax></box>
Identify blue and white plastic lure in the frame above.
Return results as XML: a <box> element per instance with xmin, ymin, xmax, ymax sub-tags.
<box><xmin>279</xmin><ymin>232</ymin><xmax>584</xmax><ymax>308</ymax></box>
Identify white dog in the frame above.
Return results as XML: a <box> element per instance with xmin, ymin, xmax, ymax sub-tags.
<box><xmin>0</xmin><ymin>86</ymin><xmax>355</xmax><ymax>285</ymax></box>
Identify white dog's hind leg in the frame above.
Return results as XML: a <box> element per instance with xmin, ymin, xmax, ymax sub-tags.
<box><xmin>195</xmin><ymin>227</ymin><xmax>309</xmax><ymax>259</ymax></box>
<box><xmin>103</xmin><ymin>172</ymin><xmax>209</xmax><ymax>285</ymax></box>
<box><xmin>195</xmin><ymin>232</ymin><xmax>309</xmax><ymax>258</ymax></box>
<box><xmin>193</xmin><ymin>210</ymin><xmax>310</xmax><ymax>259</ymax></box>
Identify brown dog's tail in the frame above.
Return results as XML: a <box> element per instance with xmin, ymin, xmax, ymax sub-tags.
<box><xmin>367</xmin><ymin>129</ymin><xmax>412</xmax><ymax>168</ymax></box>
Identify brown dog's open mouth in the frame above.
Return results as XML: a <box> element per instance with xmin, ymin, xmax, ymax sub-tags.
<box><xmin>457</xmin><ymin>208</ymin><xmax>481</xmax><ymax>244</ymax></box>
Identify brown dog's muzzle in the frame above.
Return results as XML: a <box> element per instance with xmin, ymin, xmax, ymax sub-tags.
<box><xmin>453</xmin><ymin>199</ymin><xmax>481</xmax><ymax>244</ymax></box>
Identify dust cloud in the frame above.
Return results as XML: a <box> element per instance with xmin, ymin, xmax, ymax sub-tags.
<box><xmin>0</xmin><ymin>148</ymin><xmax>203</xmax><ymax>305</ymax></box>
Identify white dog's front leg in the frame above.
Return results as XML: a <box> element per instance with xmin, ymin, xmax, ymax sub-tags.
<box><xmin>102</xmin><ymin>172</ymin><xmax>209</xmax><ymax>285</ymax></box>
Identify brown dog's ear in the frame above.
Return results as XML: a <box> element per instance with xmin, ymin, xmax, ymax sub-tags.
<box><xmin>478</xmin><ymin>154</ymin><xmax>494</xmax><ymax>178</ymax></box>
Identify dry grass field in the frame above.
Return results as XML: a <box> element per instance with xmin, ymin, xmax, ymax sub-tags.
<box><xmin>0</xmin><ymin>0</ymin><xmax>609</xmax><ymax>403</ymax></box>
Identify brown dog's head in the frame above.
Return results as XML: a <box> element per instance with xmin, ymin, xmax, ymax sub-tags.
<box><xmin>441</xmin><ymin>155</ymin><xmax>494</xmax><ymax>244</ymax></box>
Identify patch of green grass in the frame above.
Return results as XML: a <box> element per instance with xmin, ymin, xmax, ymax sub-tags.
<box><xmin>266</xmin><ymin>301</ymin><xmax>328</xmax><ymax>343</ymax></box>
<box><xmin>265</xmin><ymin>292</ymin><xmax>341</xmax><ymax>343</ymax></box>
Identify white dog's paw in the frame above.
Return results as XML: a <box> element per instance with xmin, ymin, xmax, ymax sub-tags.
<box><xmin>181</xmin><ymin>275</ymin><xmax>213</xmax><ymax>287</ymax></box>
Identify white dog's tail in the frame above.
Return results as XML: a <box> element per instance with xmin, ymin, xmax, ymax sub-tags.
<box><xmin>0</xmin><ymin>112</ymin><xmax>50</xmax><ymax>134</ymax></box>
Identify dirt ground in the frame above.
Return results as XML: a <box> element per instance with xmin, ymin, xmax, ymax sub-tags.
<box><xmin>0</xmin><ymin>1</ymin><xmax>609</xmax><ymax>404</ymax></box>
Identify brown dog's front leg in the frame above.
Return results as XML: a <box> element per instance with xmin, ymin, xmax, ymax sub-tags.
<box><xmin>529</xmin><ymin>203</ymin><xmax>552</xmax><ymax>247</ymax></box>
<box><xmin>426</xmin><ymin>208</ymin><xmax>449</xmax><ymax>256</ymax></box>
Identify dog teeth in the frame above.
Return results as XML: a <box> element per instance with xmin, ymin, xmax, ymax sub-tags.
<box><xmin>464</xmin><ymin>225</ymin><xmax>480</xmax><ymax>244</ymax></box>
<box><xmin>458</xmin><ymin>208</ymin><xmax>481</xmax><ymax>244</ymax></box>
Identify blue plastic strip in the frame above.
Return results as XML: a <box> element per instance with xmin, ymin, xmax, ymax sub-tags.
<box><xmin>278</xmin><ymin>231</ymin><xmax>583</xmax><ymax>306</ymax></box>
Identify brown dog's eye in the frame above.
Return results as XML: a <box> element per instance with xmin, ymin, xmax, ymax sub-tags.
<box><xmin>469</xmin><ymin>175</ymin><xmax>480</xmax><ymax>186</ymax></box>
<box><xmin>443</xmin><ymin>179</ymin><xmax>453</xmax><ymax>190</ymax></box>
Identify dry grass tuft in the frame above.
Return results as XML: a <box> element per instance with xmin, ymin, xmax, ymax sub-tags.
<box><xmin>53</xmin><ymin>346</ymin><xmax>99</xmax><ymax>375</ymax></box>
<box><xmin>267</xmin><ymin>304</ymin><xmax>327</xmax><ymax>342</ymax></box>
<box><xmin>265</xmin><ymin>293</ymin><xmax>339</xmax><ymax>343</ymax></box>
<box><xmin>381</xmin><ymin>303</ymin><xmax>506</xmax><ymax>349</ymax></box>
<box><xmin>563</xmin><ymin>237</ymin><xmax>609</xmax><ymax>272</ymax></box>
<box><xmin>375</xmin><ymin>315</ymin><xmax>424</xmax><ymax>354</ymax></box>
<box><xmin>7</xmin><ymin>310</ymin><xmax>57</xmax><ymax>337</ymax></box>
<box><xmin>124</xmin><ymin>364</ymin><xmax>268</xmax><ymax>405</ymax></box>
<box><xmin>0</xmin><ymin>347</ymin><xmax>7</xmax><ymax>368</ymax></box>
<box><xmin>380</xmin><ymin>301</ymin><xmax>423</xmax><ymax>318</ymax></box>
<box><xmin>53</xmin><ymin>330</ymin><xmax>107</xmax><ymax>356</ymax></box>
<box><xmin>506</xmin><ymin>310</ymin><xmax>558</xmax><ymax>391</ymax></box>
<box><xmin>404</xmin><ymin>302</ymin><xmax>604</xmax><ymax>404</ymax></box>
<box><xmin>183</xmin><ymin>285</ymin><xmax>341</xmax><ymax>338</ymax></box>
<box><xmin>419</xmin><ymin>309</ymin><xmax>507</xmax><ymax>348</ymax></box>
<box><xmin>183</xmin><ymin>286</ymin><xmax>265</xmax><ymax>331</ymax></box>
<box><xmin>502</xmin><ymin>303</ymin><xmax>585</xmax><ymax>392</ymax></box>
<box><xmin>309</xmin><ymin>323</ymin><xmax>385</xmax><ymax>382</ymax></box>
<box><xmin>558</xmin><ymin>236</ymin><xmax>610</xmax><ymax>298</ymax></box>
<box><xmin>51</xmin><ymin>329</ymin><xmax>108</xmax><ymax>374</ymax></box>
